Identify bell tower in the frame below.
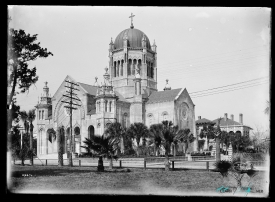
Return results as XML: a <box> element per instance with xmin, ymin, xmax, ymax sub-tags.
<box><xmin>109</xmin><ymin>15</ymin><xmax>158</xmax><ymax>101</ymax></box>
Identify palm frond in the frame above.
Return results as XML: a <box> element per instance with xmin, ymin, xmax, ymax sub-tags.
<box><xmin>214</xmin><ymin>160</ymin><xmax>232</xmax><ymax>177</ymax></box>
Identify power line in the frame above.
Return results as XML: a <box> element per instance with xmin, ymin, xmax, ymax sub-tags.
<box><xmin>158</xmin><ymin>54</ymin><xmax>268</xmax><ymax>74</ymax></box>
<box><xmin>189</xmin><ymin>76</ymin><xmax>269</xmax><ymax>95</ymax></box>
<box><xmin>157</xmin><ymin>44</ymin><xmax>268</xmax><ymax>68</ymax></box>
<box><xmin>191</xmin><ymin>82</ymin><xmax>268</xmax><ymax>98</ymax></box>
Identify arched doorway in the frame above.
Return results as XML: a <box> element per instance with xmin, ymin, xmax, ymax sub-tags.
<box><xmin>88</xmin><ymin>125</ymin><xmax>95</xmax><ymax>139</ymax></box>
<box><xmin>46</xmin><ymin>128</ymin><xmax>56</xmax><ymax>154</ymax></box>
<box><xmin>74</xmin><ymin>126</ymin><xmax>81</xmax><ymax>155</ymax></box>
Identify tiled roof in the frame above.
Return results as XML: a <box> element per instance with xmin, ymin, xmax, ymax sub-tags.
<box><xmin>196</xmin><ymin>118</ymin><xmax>215</xmax><ymax>125</ymax></box>
<box><xmin>78</xmin><ymin>82</ymin><xmax>98</xmax><ymax>95</ymax></box>
<box><xmin>78</xmin><ymin>82</ymin><xmax>129</xmax><ymax>103</ymax></box>
<box><xmin>147</xmin><ymin>88</ymin><xmax>182</xmax><ymax>104</ymax></box>
<box><xmin>115</xmin><ymin>91</ymin><xmax>129</xmax><ymax>103</ymax></box>
<box><xmin>212</xmin><ymin>118</ymin><xmax>242</xmax><ymax>126</ymax></box>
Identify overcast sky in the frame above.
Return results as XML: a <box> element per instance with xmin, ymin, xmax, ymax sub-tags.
<box><xmin>8</xmin><ymin>6</ymin><xmax>270</xmax><ymax>133</ymax></box>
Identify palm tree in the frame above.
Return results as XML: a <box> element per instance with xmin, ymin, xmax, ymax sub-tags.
<box><xmin>105</xmin><ymin>122</ymin><xmax>126</xmax><ymax>154</ymax></box>
<box><xmin>126</xmin><ymin>122</ymin><xmax>150</xmax><ymax>156</ymax></box>
<box><xmin>56</xmin><ymin>126</ymin><xmax>63</xmax><ymax>166</ymax></box>
<box><xmin>149</xmin><ymin>121</ymin><xmax>181</xmax><ymax>171</ymax></box>
<box><xmin>81</xmin><ymin>134</ymin><xmax>120</xmax><ymax>170</ymax></box>
<box><xmin>27</xmin><ymin>109</ymin><xmax>36</xmax><ymax>166</ymax></box>
<box><xmin>161</xmin><ymin>121</ymin><xmax>180</xmax><ymax>170</ymax></box>
<box><xmin>214</xmin><ymin>157</ymin><xmax>258</xmax><ymax>191</ymax></box>
<box><xmin>149</xmin><ymin>123</ymin><xmax>163</xmax><ymax>156</ymax></box>
<box><xmin>175</xmin><ymin>128</ymin><xmax>195</xmax><ymax>156</ymax></box>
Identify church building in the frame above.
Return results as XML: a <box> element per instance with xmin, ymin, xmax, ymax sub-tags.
<box><xmin>35</xmin><ymin>17</ymin><xmax>197</xmax><ymax>159</ymax></box>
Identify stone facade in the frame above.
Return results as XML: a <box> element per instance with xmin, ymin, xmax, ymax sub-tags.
<box><xmin>35</xmin><ymin>24</ymin><xmax>197</xmax><ymax>159</ymax></box>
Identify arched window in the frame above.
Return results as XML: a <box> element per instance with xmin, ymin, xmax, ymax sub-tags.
<box><xmin>128</xmin><ymin>59</ymin><xmax>131</xmax><ymax>76</ymax></box>
<box><xmin>88</xmin><ymin>125</ymin><xmax>95</xmax><ymax>139</ymax></box>
<box><xmin>114</xmin><ymin>61</ymin><xmax>116</xmax><ymax>77</ymax></box>
<box><xmin>39</xmin><ymin>111</ymin><xmax>41</xmax><ymax>120</ymax></box>
<box><xmin>132</xmin><ymin>59</ymin><xmax>136</xmax><ymax>75</ymax></box>
<box><xmin>74</xmin><ymin>127</ymin><xmax>80</xmax><ymax>136</ymax></box>
<box><xmin>109</xmin><ymin>101</ymin><xmax>112</xmax><ymax>112</ymax></box>
<box><xmin>148</xmin><ymin>113</ymin><xmax>154</xmax><ymax>125</ymax></box>
<box><xmin>98</xmin><ymin>101</ymin><xmax>101</xmax><ymax>112</ymax></box>
<box><xmin>105</xmin><ymin>100</ymin><xmax>108</xmax><ymax>112</ymax></box>
<box><xmin>42</xmin><ymin>110</ymin><xmax>44</xmax><ymax>119</ymax></box>
<box><xmin>162</xmin><ymin>111</ymin><xmax>168</xmax><ymax>121</ymax></box>
<box><xmin>121</xmin><ymin>60</ymin><xmax>124</xmax><ymax>76</ymax></box>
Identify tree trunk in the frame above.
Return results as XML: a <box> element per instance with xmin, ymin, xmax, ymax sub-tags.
<box><xmin>164</xmin><ymin>148</ymin><xmax>170</xmax><ymax>171</ymax></box>
<box><xmin>57</xmin><ymin>128</ymin><xmax>63</xmax><ymax>167</ymax></box>
<box><xmin>184</xmin><ymin>142</ymin><xmax>188</xmax><ymax>154</ymax></box>
<box><xmin>173</xmin><ymin>144</ymin><xmax>176</xmax><ymax>157</ymax></box>
<box><xmin>120</xmin><ymin>136</ymin><xmax>124</xmax><ymax>154</ymax></box>
<box><xmin>30</xmin><ymin>123</ymin><xmax>34</xmax><ymax>166</ymax></box>
<box><xmin>216</xmin><ymin>137</ymin><xmax>221</xmax><ymax>162</ymax></box>
<box><xmin>7</xmin><ymin>65</ymin><xmax>17</xmax><ymax>137</ymax></box>
<box><xmin>136</xmin><ymin>141</ymin><xmax>140</xmax><ymax>157</ymax></box>
<box><xmin>97</xmin><ymin>156</ymin><xmax>104</xmax><ymax>172</ymax></box>
<box><xmin>109</xmin><ymin>157</ymin><xmax>113</xmax><ymax>169</ymax></box>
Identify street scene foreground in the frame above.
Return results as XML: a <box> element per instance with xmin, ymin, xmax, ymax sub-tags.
<box><xmin>8</xmin><ymin>162</ymin><xmax>269</xmax><ymax>196</ymax></box>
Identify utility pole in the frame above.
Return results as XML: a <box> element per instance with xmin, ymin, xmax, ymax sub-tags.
<box><xmin>61</xmin><ymin>80</ymin><xmax>81</xmax><ymax>167</ymax></box>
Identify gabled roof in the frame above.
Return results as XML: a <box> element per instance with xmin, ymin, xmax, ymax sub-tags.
<box><xmin>196</xmin><ymin>118</ymin><xmax>215</xmax><ymax>125</ymax></box>
<box><xmin>147</xmin><ymin>88</ymin><xmax>182</xmax><ymax>104</ymax></box>
<box><xmin>78</xmin><ymin>82</ymin><xmax>98</xmax><ymax>95</ymax></box>
<box><xmin>212</xmin><ymin>118</ymin><xmax>242</xmax><ymax>126</ymax></box>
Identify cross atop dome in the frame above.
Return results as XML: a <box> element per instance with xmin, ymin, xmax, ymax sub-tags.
<box><xmin>129</xmin><ymin>13</ymin><xmax>135</xmax><ymax>29</ymax></box>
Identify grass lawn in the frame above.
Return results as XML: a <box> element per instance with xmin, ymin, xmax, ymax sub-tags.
<box><xmin>7</xmin><ymin>164</ymin><xmax>269</xmax><ymax>196</ymax></box>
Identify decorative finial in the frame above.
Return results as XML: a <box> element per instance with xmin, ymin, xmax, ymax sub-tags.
<box><xmin>153</xmin><ymin>39</ymin><xmax>156</xmax><ymax>45</ymax></box>
<box><xmin>164</xmin><ymin>79</ymin><xmax>171</xmax><ymax>91</ymax></box>
<box><xmin>105</xmin><ymin>67</ymin><xmax>108</xmax><ymax>73</ymax></box>
<box><xmin>95</xmin><ymin>76</ymin><xmax>98</xmax><ymax>81</ymax></box>
<box><xmin>45</xmin><ymin>81</ymin><xmax>48</xmax><ymax>86</ymax></box>
<box><xmin>129</xmin><ymin>13</ymin><xmax>135</xmax><ymax>29</ymax></box>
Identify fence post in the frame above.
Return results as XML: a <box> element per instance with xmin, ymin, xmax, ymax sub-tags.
<box><xmin>144</xmin><ymin>159</ymin><xmax>146</xmax><ymax>170</ymax></box>
<box><xmin>45</xmin><ymin>159</ymin><xmax>47</xmax><ymax>166</ymax></box>
<box><xmin>206</xmin><ymin>161</ymin><xmax>209</xmax><ymax>171</ymax></box>
<box><xmin>79</xmin><ymin>160</ymin><xmax>81</xmax><ymax>167</ymax></box>
<box><xmin>119</xmin><ymin>160</ymin><xmax>122</xmax><ymax>168</ymax></box>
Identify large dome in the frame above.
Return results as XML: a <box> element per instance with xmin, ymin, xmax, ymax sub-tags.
<box><xmin>114</xmin><ymin>28</ymin><xmax>151</xmax><ymax>50</ymax></box>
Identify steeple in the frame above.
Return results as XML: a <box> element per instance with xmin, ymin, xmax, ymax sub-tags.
<box><xmin>163</xmin><ymin>79</ymin><xmax>171</xmax><ymax>91</ymax></box>
<box><xmin>43</xmin><ymin>81</ymin><xmax>49</xmax><ymax>97</ymax></box>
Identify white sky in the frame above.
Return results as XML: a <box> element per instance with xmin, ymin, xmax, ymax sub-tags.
<box><xmin>8</xmin><ymin>6</ymin><xmax>270</xmax><ymax>132</ymax></box>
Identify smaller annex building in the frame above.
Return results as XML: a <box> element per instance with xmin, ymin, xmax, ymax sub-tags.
<box><xmin>196</xmin><ymin>113</ymin><xmax>253</xmax><ymax>152</ymax></box>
